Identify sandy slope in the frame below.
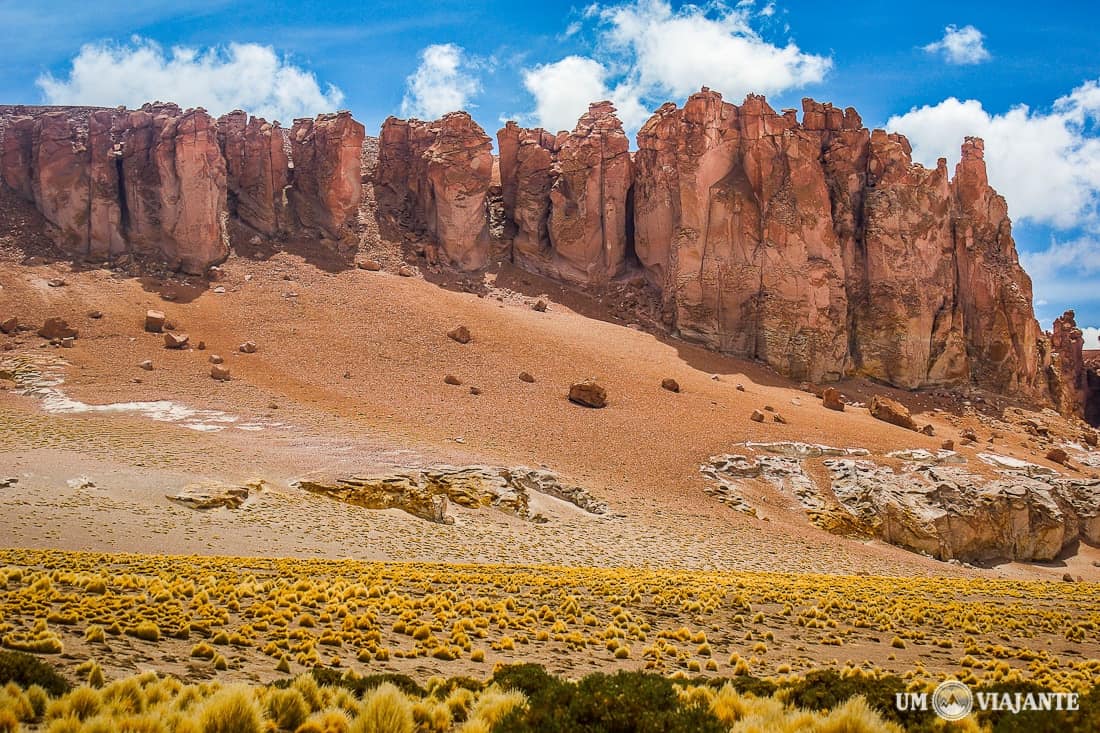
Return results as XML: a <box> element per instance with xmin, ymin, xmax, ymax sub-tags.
<box><xmin>2</xmin><ymin>247</ymin><xmax>1097</xmax><ymax>583</ymax></box>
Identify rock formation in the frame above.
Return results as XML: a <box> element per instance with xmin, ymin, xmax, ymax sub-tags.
<box><xmin>498</xmin><ymin>102</ymin><xmax>633</xmax><ymax>285</ymax></box>
<box><xmin>494</xmin><ymin>90</ymin><xmax>1049</xmax><ymax>399</ymax></box>
<box><xmin>0</xmin><ymin>103</ymin><xmax>229</xmax><ymax>273</ymax></box>
<box><xmin>377</xmin><ymin>112</ymin><xmax>492</xmax><ymax>270</ymax></box>
<box><xmin>1</xmin><ymin>103</ymin><xmax>369</xmax><ymax>269</ymax></box>
<box><xmin>217</xmin><ymin>110</ymin><xmax>289</xmax><ymax>236</ymax></box>
<box><xmin>703</xmin><ymin>442</ymin><xmax>1100</xmax><ymax>562</ymax></box>
<box><xmin>1049</xmin><ymin>310</ymin><xmax>1087</xmax><ymax>419</ymax></box>
<box><xmin>287</xmin><ymin>111</ymin><xmax>365</xmax><ymax>241</ymax></box>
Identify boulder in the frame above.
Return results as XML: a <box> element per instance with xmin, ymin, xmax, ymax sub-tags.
<box><xmin>869</xmin><ymin>395</ymin><xmax>916</xmax><ymax>431</ymax></box>
<box><xmin>518</xmin><ymin>371</ymin><xmax>535</xmax><ymax>383</ymax></box>
<box><xmin>239</xmin><ymin>340</ymin><xmax>257</xmax><ymax>354</ymax></box>
<box><xmin>144</xmin><ymin>310</ymin><xmax>166</xmax><ymax>333</ymax></box>
<box><xmin>822</xmin><ymin>387</ymin><xmax>845</xmax><ymax>411</ymax></box>
<box><xmin>569</xmin><ymin>379</ymin><xmax>607</xmax><ymax>408</ymax></box>
<box><xmin>750</xmin><ymin>409</ymin><xmax>766</xmax><ymax>423</ymax></box>
<box><xmin>1046</xmin><ymin>447</ymin><xmax>1069</xmax><ymax>465</ymax></box>
<box><xmin>38</xmin><ymin>317</ymin><xmax>77</xmax><ymax>340</ymax></box>
<box><xmin>210</xmin><ymin>365</ymin><xmax>231</xmax><ymax>381</ymax></box>
<box><xmin>661</xmin><ymin>378</ymin><xmax>680</xmax><ymax>393</ymax></box>
<box><xmin>447</xmin><ymin>325</ymin><xmax>472</xmax><ymax>344</ymax></box>
<box><xmin>164</xmin><ymin>332</ymin><xmax>189</xmax><ymax>349</ymax></box>
<box><xmin>0</xmin><ymin>317</ymin><xmax>17</xmax><ymax>334</ymax></box>
<box><xmin>139</xmin><ymin>360</ymin><xmax>153</xmax><ymax>371</ymax></box>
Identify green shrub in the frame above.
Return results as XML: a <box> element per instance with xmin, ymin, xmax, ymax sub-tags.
<box><xmin>0</xmin><ymin>651</ymin><xmax>70</xmax><ymax>697</ymax></box>
<box><xmin>494</xmin><ymin>667</ymin><xmax>727</xmax><ymax>733</ymax></box>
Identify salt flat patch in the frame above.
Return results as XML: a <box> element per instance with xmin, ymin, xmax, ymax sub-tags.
<box><xmin>3</xmin><ymin>355</ymin><xmax>282</xmax><ymax>433</ymax></box>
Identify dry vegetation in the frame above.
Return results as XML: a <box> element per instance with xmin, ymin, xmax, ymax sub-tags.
<box><xmin>0</xmin><ymin>548</ymin><xmax>1096</xmax><ymax>731</ymax></box>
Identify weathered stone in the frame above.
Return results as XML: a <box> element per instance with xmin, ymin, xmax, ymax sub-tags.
<box><xmin>1046</xmin><ymin>447</ymin><xmax>1070</xmax><ymax>465</ymax></box>
<box><xmin>144</xmin><ymin>310</ymin><xmax>166</xmax><ymax>333</ymax></box>
<box><xmin>0</xmin><ymin>317</ymin><xmax>17</xmax><ymax>334</ymax></box>
<box><xmin>168</xmin><ymin>480</ymin><xmax>260</xmax><ymax>509</ymax></box>
<box><xmin>216</xmin><ymin>110</ymin><xmax>289</xmax><ymax>236</ymax></box>
<box><xmin>518</xmin><ymin>371</ymin><xmax>535</xmax><ymax>383</ymax></box>
<box><xmin>164</xmin><ymin>332</ymin><xmax>189</xmax><ymax>349</ymax></box>
<box><xmin>288</xmin><ymin>111</ymin><xmax>365</xmax><ymax>241</ymax></box>
<box><xmin>210</xmin><ymin>364</ymin><xmax>231</xmax><ymax>381</ymax></box>
<box><xmin>239</xmin><ymin>340</ymin><xmax>257</xmax><ymax>354</ymax></box>
<box><xmin>750</xmin><ymin>409</ymin><xmax>765</xmax><ymax>423</ymax></box>
<box><xmin>443</xmin><ymin>374</ymin><xmax>462</xmax><ymax>385</ymax></box>
<box><xmin>869</xmin><ymin>395</ymin><xmax>916</xmax><ymax>431</ymax></box>
<box><xmin>822</xmin><ymin>387</ymin><xmax>845</xmax><ymax>411</ymax></box>
<box><xmin>569</xmin><ymin>379</ymin><xmax>607</xmax><ymax>408</ymax></box>
<box><xmin>38</xmin><ymin>317</ymin><xmax>77</xmax><ymax>340</ymax></box>
<box><xmin>378</xmin><ymin>112</ymin><xmax>492</xmax><ymax>270</ymax></box>
<box><xmin>139</xmin><ymin>360</ymin><xmax>153</xmax><ymax>371</ymax></box>
<box><xmin>661</xmin><ymin>377</ymin><xmax>680</xmax><ymax>393</ymax></box>
<box><xmin>447</xmin><ymin>325</ymin><xmax>471</xmax><ymax>344</ymax></box>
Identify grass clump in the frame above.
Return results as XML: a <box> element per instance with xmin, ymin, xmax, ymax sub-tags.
<box><xmin>351</xmin><ymin>682</ymin><xmax>413</xmax><ymax>733</ymax></box>
<box><xmin>197</xmin><ymin>684</ymin><xmax>262</xmax><ymax>733</ymax></box>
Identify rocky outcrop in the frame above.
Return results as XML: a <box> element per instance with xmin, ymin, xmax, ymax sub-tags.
<box><xmin>217</xmin><ymin>110</ymin><xmax>289</xmax><ymax>236</ymax></box>
<box><xmin>490</xmin><ymin>90</ymin><xmax>1050</xmax><ymax>401</ymax></box>
<box><xmin>703</xmin><ymin>443</ymin><xmax>1100</xmax><ymax>562</ymax></box>
<box><xmin>497</xmin><ymin>102</ymin><xmax>633</xmax><ymax>285</ymax></box>
<box><xmin>1049</xmin><ymin>310</ymin><xmax>1087</xmax><ymax>419</ymax></box>
<box><xmin>377</xmin><ymin>112</ymin><xmax>492</xmax><ymax>269</ymax></box>
<box><xmin>1</xmin><ymin>103</ymin><xmax>371</xmax><ymax>269</ymax></box>
<box><xmin>0</xmin><ymin>103</ymin><xmax>229</xmax><ymax>273</ymax></box>
<box><xmin>296</xmin><ymin>465</ymin><xmax>608</xmax><ymax>524</ymax></box>
<box><xmin>288</xmin><ymin>111</ymin><xmax>365</xmax><ymax>241</ymax></box>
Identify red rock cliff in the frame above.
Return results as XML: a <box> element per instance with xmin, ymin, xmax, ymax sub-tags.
<box><xmin>377</xmin><ymin>112</ymin><xmax>492</xmax><ymax>270</ymax></box>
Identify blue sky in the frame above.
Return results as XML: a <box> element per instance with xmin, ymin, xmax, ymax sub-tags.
<box><xmin>2</xmin><ymin>0</ymin><xmax>1099</xmax><ymax>339</ymax></box>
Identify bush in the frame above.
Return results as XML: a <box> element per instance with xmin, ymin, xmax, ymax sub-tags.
<box><xmin>0</xmin><ymin>651</ymin><xmax>70</xmax><ymax>697</ymax></box>
<box><xmin>351</xmin><ymin>682</ymin><xmax>413</xmax><ymax>733</ymax></box>
<box><xmin>493</xmin><ymin>667</ymin><xmax>727</xmax><ymax>733</ymax></box>
<box><xmin>196</xmin><ymin>685</ymin><xmax>262</xmax><ymax>733</ymax></box>
<box><xmin>265</xmin><ymin>688</ymin><xmax>309</xmax><ymax>730</ymax></box>
<box><xmin>279</xmin><ymin>669</ymin><xmax>426</xmax><ymax>699</ymax></box>
<box><xmin>782</xmin><ymin>669</ymin><xmax>909</xmax><ymax>727</ymax></box>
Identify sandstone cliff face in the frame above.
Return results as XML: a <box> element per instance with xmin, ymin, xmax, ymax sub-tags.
<box><xmin>0</xmin><ymin>103</ymin><xmax>230</xmax><ymax>274</ymax></box>
<box><xmin>497</xmin><ymin>103</ymin><xmax>633</xmax><ymax>285</ymax></box>
<box><xmin>628</xmin><ymin>90</ymin><xmax>1041</xmax><ymax>393</ymax></box>
<box><xmin>288</xmin><ymin>111</ymin><xmax>365</xmax><ymax>242</ymax></box>
<box><xmin>1050</xmin><ymin>310</ymin><xmax>1087</xmax><ymax>419</ymax></box>
<box><xmin>217</xmin><ymin>110</ymin><xmax>289</xmax><ymax>237</ymax></box>
<box><xmin>377</xmin><ymin>112</ymin><xmax>492</xmax><ymax>270</ymax></box>
<box><xmin>1</xmin><ymin>103</ymin><xmax>367</xmax><ymax>271</ymax></box>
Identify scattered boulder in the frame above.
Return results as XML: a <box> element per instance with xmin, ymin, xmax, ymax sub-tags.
<box><xmin>1084</xmin><ymin>432</ymin><xmax>1098</xmax><ymax>448</ymax></box>
<box><xmin>569</xmin><ymin>379</ymin><xmax>607</xmax><ymax>408</ymax></box>
<box><xmin>868</xmin><ymin>395</ymin><xmax>916</xmax><ymax>431</ymax></box>
<box><xmin>941</xmin><ymin>439</ymin><xmax>955</xmax><ymax>451</ymax></box>
<box><xmin>398</xmin><ymin>265</ymin><xmax>416</xmax><ymax>277</ymax></box>
<box><xmin>0</xmin><ymin>317</ymin><xmax>17</xmax><ymax>334</ymax></box>
<box><xmin>38</xmin><ymin>318</ymin><xmax>77</xmax><ymax>340</ymax></box>
<box><xmin>660</xmin><ymin>378</ymin><xmax>680</xmax><ymax>393</ymax></box>
<box><xmin>164</xmin><ymin>332</ymin><xmax>189</xmax><ymax>349</ymax></box>
<box><xmin>139</xmin><ymin>360</ymin><xmax>153</xmax><ymax>371</ymax></box>
<box><xmin>144</xmin><ymin>310</ymin><xmax>166</xmax><ymax>333</ymax></box>
<box><xmin>960</xmin><ymin>428</ymin><xmax>978</xmax><ymax>444</ymax></box>
<box><xmin>47</xmin><ymin>278</ymin><xmax>66</xmax><ymax>287</ymax></box>
<box><xmin>518</xmin><ymin>372</ymin><xmax>535</xmax><ymax>383</ymax></box>
<box><xmin>773</xmin><ymin>413</ymin><xmax>788</xmax><ymax>424</ymax></box>
<box><xmin>167</xmin><ymin>481</ymin><xmax>259</xmax><ymax>510</ymax></box>
<box><xmin>87</xmin><ymin>310</ymin><xmax>102</xmax><ymax>319</ymax></box>
<box><xmin>750</xmin><ymin>409</ymin><xmax>765</xmax><ymax>423</ymax></box>
<box><xmin>239</xmin><ymin>340</ymin><xmax>258</xmax><ymax>354</ymax></box>
<box><xmin>60</xmin><ymin>337</ymin><xmax>74</xmax><ymax>348</ymax></box>
<box><xmin>1046</xmin><ymin>447</ymin><xmax>1070</xmax><ymax>466</ymax></box>
<box><xmin>210</xmin><ymin>365</ymin><xmax>231</xmax><ymax>381</ymax></box>
<box><xmin>209</xmin><ymin>354</ymin><xmax>224</xmax><ymax>364</ymax></box>
<box><xmin>444</xmin><ymin>374</ymin><xmax>462</xmax><ymax>386</ymax></box>
<box><xmin>822</xmin><ymin>387</ymin><xmax>844</xmax><ymax>411</ymax></box>
<box><xmin>358</xmin><ymin>259</ymin><xmax>382</xmax><ymax>271</ymax></box>
<box><xmin>920</xmin><ymin>424</ymin><xmax>935</xmax><ymax>436</ymax></box>
<box><xmin>533</xmin><ymin>299</ymin><xmax>548</xmax><ymax>312</ymax></box>
<box><xmin>447</xmin><ymin>325</ymin><xmax>472</xmax><ymax>344</ymax></box>
<box><xmin>469</xmin><ymin>386</ymin><xmax>482</xmax><ymax>395</ymax></box>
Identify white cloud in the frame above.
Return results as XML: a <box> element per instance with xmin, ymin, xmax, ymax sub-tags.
<box><xmin>401</xmin><ymin>43</ymin><xmax>481</xmax><ymax>120</ymax></box>
<box><xmin>923</xmin><ymin>24</ymin><xmax>991</xmax><ymax>65</ymax></box>
<box><xmin>36</xmin><ymin>37</ymin><xmax>343</xmax><ymax>124</ymax></box>
<box><xmin>518</xmin><ymin>0</ymin><xmax>830</xmax><ymax>134</ymax></box>
<box><xmin>887</xmin><ymin>80</ymin><xmax>1100</xmax><ymax>230</ymax></box>
<box><xmin>522</xmin><ymin>56</ymin><xmax>610</xmax><ymax>132</ymax></box>
<box><xmin>1082</xmin><ymin>327</ymin><xmax>1100</xmax><ymax>349</ymax></box>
